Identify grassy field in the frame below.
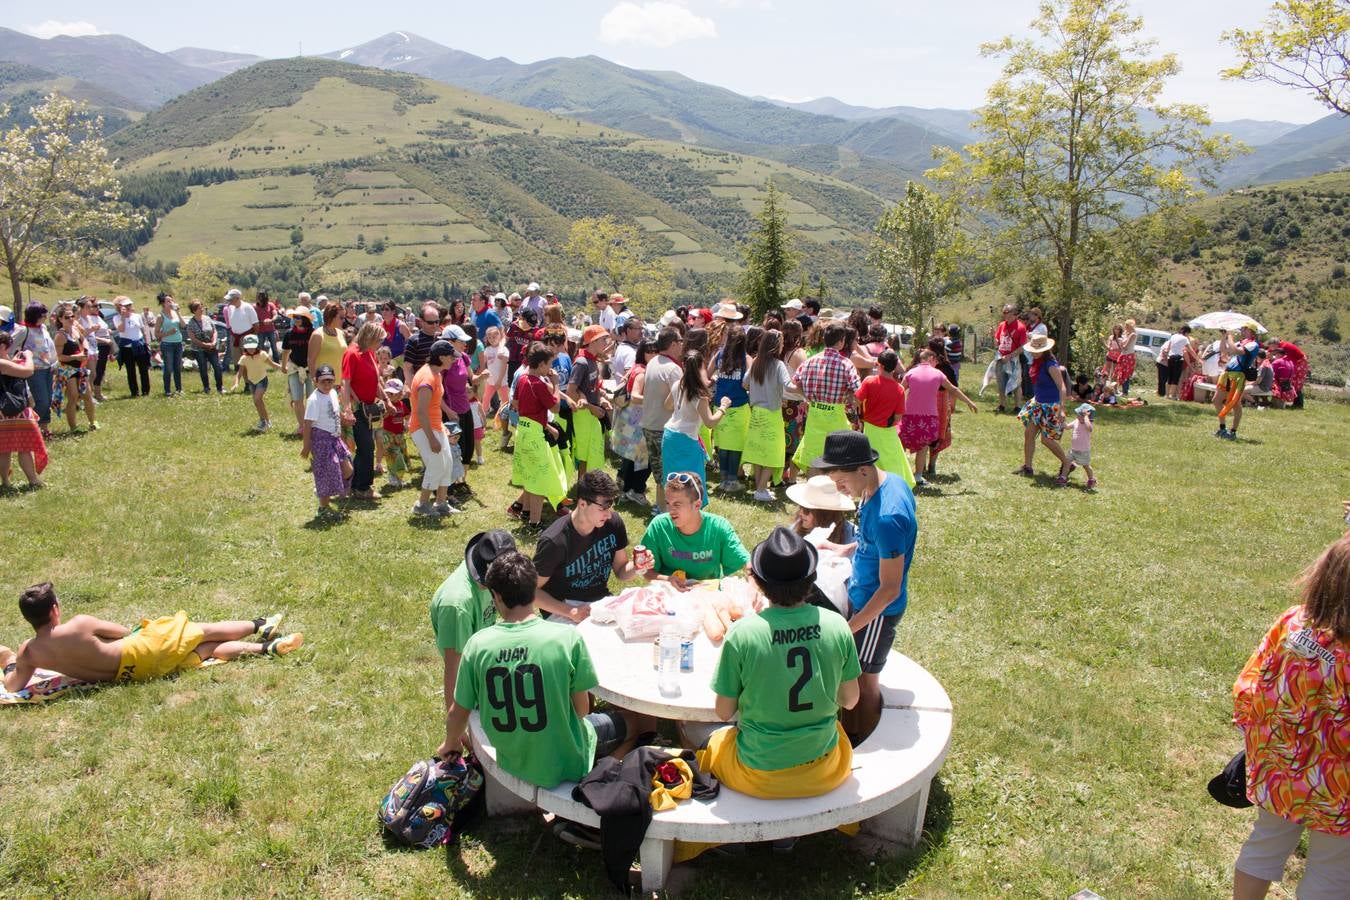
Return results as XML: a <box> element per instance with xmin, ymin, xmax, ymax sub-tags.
<box><xmin>2</xmin><ymin>381</ymin><xmax>1347</xmax><ymax>897</ymax></box>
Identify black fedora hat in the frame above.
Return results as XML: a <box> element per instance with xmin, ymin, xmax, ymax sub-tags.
<box><xmin>751</xmin><ymin>526</ymin><xmax>819</xmax><ymax>585</ymax></box>
<box><xmin>465</xmin><ymin>530</ymin><xmax>517</xmax><ymax>583</ymax></box>
<box><xmin>811</xmin><ymin>430</ymin><xmax>878</xmax><ymax>471</ymax></box>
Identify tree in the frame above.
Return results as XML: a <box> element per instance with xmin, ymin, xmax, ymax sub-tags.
<box><xmin>739</xmin><ymin>179</ymin><xmax>797</xmax><ymax>319</ymax></box>
<box><xmin>929</xmin><ymin>0</ymin><xmax>1234</xmax><ymax>362</ymax></box>
<box><xmin>0</xmin><ymin>94</ymin><xmax>139</xmax><ymax>306</ymax></box>
<box><xmin>170</xmin><ymin>252</ymin><xmax>227</xmax><ymax>303</ymax></box>
<box><xmin>870</xmin><ymin>182</ymin><xmax>964</xmax><ymax>347</ymax></box>
<box><xmin>1223</xmin><ymin>0</ymin><xmax>1350</xmax><ymax>116</ymax></box>
<box><xmin>563</xmin><ymin>215</ymin><xmax>674</xmax><ymax>316</ymax></box>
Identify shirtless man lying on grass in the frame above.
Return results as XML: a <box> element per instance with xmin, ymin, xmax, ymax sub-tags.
<box><xmin>1</xmin><ymin>582</ymin><xmax>303</xmax><ymax>692</ymax></box>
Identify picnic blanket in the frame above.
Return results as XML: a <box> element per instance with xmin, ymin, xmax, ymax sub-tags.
<box><xmin>1</xmin><ymin>658</ymin><xmax>226</xmax><ymax>706</ymax></box>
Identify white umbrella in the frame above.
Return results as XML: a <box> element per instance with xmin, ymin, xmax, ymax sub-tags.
<box><xmin>1188</xmin><ymin>310</ymin><xmax>1267</xmax><ymax>333</ymax></box>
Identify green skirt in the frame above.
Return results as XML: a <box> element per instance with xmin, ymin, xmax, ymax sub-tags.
<box><xmin>713</xmin><ymin>404</ymin><xmax>750</xmax><ymax>452</ymax></box>
<box><xmin>792</xmin><ymin>401</ymin><xmax>851</xmax><ymax>471</ymax></box>
<box><xmin>742</xmin><ymin>405</ymin><xmax>785</xmax><ymax>480</ymax></box>
<box><xmin>571</xmin><ymin>407</ymin><xmax>606</xmax><ymax>467</ymax></box>
<box><xmin>863</xmin><ymin>421</ymin><xmax>916</xmax><ymax>487</ymax></box>
<box><xmin>511</xmin><ymin>417</ymin><xmax>568</xmax><ymax>508</ymax></box>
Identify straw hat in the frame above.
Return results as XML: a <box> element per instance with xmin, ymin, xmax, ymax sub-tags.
<box><xmin>713</xmin><ymin>301</ymin><xmax>743</xmax><ymax>321</ymax></box>
<box><xmin>1025</xmin><ymin>333</ymin><xmax>1055</xmax><ymax>354</ymax></box>
<box><xmin>659</xmin><ymin>310</ymin><xmax>679</xmax><ymax>327</ymax></box>
<box><xmin>786</xmin><ymin>474</ymin><xmax>856</xmax><ymax>511</ymax></box>
<box><xmin>287</xmin><ymin>306</ymin><xmax>314</xmax><ymax>322</ymax></box>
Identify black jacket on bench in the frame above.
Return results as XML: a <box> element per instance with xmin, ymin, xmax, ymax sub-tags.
<box><xmin>572</xmin><ymin>747</ymin><xmax>719</xmax><ymax>892</ymax></box>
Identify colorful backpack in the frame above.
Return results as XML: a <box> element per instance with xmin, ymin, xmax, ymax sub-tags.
<box><xmin>379</xmin><ymin>753</ymin><xmax>484</xmax><ymax>849</ymax></box>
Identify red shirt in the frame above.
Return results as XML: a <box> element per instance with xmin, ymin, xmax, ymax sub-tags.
<box><xmin>856</xmin><ymin>374</ymin><xmax>905</xmax><ymax>427</ymax></box>
<box><xmin>382</xmin><ymin>398</ymin><xmax>409</xmax><ymax>434</ymax></box>
<box><xmin>516</xmin><ymin>374</ymin><xmax>558</xmax><ymax>425</ymax></box>
<box><xmin>255</xmin><ymin>300</ymin><xmax>278</xmax><ymax>334</ymax></box>
<box><xmin>341</xmin><ymin>346</ymin><xmax>379</xmax><ymax>403</ymax></box>
<box><xmin>1277</xmin><ymin>341</ymin><xmax>1306</xmax><ymax>365</ymax></box>
<box><xmin>995</xmin><ymin>320</ymin><xmax>1028</xmax><ymax>358</ymax></box>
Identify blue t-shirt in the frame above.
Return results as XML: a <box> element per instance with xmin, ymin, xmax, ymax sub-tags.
<box><xmin>848</xmin><ymin>473</ymin><xmax>917</xmax><ymax>617</ymax></box>
<box><xmin>1227</xmin><ymin>339</ymin><xmax>1260</xmax><ymax>373</ymax></box>
<box><xmin>712</xmin><ymin>352</ymin><xmax>750</xmax><ymax>407</ymax></box>
<box><xmin>1032</xmin><ymin>360</ymin><xmax>1062</xmax><ymax>404</ymax></box>
<box><xmin>475</xmin><ymin>308</ymin><xmax>502</xmax><ymax>337</ymax></box>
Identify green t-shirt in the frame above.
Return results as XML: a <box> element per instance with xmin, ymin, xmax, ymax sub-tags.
<box><xmin>430</xmin><ymin>562</ymin><xmax>496</xmax><ymax>654</ymax></box>
<box><xmin>454</xmin><ymin>617</ymin><xmax>600</xmax><ymax>789</ymax></box>
<box><xmin>710</xmin><ymin>604</ymin><xmax>861</xmax><ymax>771</ymax></box>
<box><xmin>639</xmin><ymin>512</ymin><xmax>749</xmax><ymax>582</ymax></box>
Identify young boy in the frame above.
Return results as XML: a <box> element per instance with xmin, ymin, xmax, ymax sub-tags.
<box><xmin>446</xmin><ymin>418</ymin><xmax>466</xmax><ymax>492</ymax></box>
<box><xmin>234</xmin><ymin>334</ymin><xmax>284</xmax><ymax>431</ymax></box>
<box><xmin>700</xmin><ymin>527</ymin><xmax>860</xmax><ymax>799</ymax></box>
<box><xmin>435</xmin><ymin>552</ymin><xmax>627</xmax><ymax>788</ymax></box>
<box><xmin>381</xmin><ymin>379</ymin><xmax>410</xmax><ymax>488</ymax></box>
<box><xmin>1065</xmin><ymin>402</ymin><xmax>1096</xmax><ymax>490</ymax></box>
<box><xmin>301</xmin><ymin>364</ymin><xmax>353</xmax><ymax>515</ymax></box>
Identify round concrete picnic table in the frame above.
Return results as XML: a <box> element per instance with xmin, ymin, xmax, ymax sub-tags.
<box><xmin>576</xmin><ymin>615</ymin><xmax>724</xmax><ymax>722</ymax></box>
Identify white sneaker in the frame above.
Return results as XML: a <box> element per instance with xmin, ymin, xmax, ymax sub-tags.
<box><xmin>624</xmin><ymin>489</ymin><xmax>648</xmax><ymax>506</ymax></box>
<box><xmin>475</xmin><ymin>454</ymin><xmax>485</xmax><ymax>465</ymax></box>
<box><xmin>723</xmin><ymin>479</ymin><xmax>744</xmax><ymax>492</ymax></box>
<box><xmin>433</xmin><ymin>501</ymin><xmax>459</xmax><ymax>516</ymax></box>
<box><xmin>411</xmin><ymin>500</ymin><xmax>436</xmax><ymax>516</ymax></box>
<box><xmin>753</xmin><ymin>489</ymin><xmax>774</xmax><ymax>502</ymax></box>
<box><xmin>386</xmin><ymin>475</ymin><xmax>404</xmax><ymax>488</ymax></box>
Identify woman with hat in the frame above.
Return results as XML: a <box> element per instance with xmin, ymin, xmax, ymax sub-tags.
<box><xmin>438</xmin><ymin>323</ymin><xmax>489</xmax><ymax>474</ymax></box>
<box><xmin>1013</xmin><ymin>333</ymin><xmax>1072</xmax><ymax>483</ymax></box>
<box><xmin>408</xmin><ymin>340</ymin><xmax>460</xmax><ymax>517</ymax></box>
<box><xmin>814</xmin><ymin>429</ymin><xmax>917</xmax><ymax>744</ymax></box>
<box><xmin>280</xmin><ymin>305</ymin><xmax>315</xmax><ymax>432</ymax></box>
<box><xmin>787</xmin><ymin>474</ymin><xmax>857</xmax><ymax>549</ymax></box>
<box><xmin>699</xmin><ymin>526</ymin><xmax>860</xmax><ymax>799</ymax></box>
<box><xmin>185</xmin><ymin>300</ymin><xmax>224</xmax><ymax>394</ymax></box>
<box><xmin>300</xmin><ymin>363</ymin><xmax>352</xmax><ymax>516</ymax></box>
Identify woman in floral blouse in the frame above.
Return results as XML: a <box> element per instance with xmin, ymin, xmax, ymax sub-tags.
<box><xmin>1231</xmin><ymin>532</ymin><xmax>1350</xmax><ymax>899</ymax></box>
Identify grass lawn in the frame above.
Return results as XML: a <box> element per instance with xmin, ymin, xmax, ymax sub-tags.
<box><xmin>2</xmin><ymin>381</ymin><xmax>1347</xmax><ymax>897</ymax></box>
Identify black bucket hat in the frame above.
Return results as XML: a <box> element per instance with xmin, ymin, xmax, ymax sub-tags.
<box><xmin>751</xmin><ymin>526</ymin><xmax>818</xmax><ymax>585</ymax></box>
<box><xmin>811</xmin><ymin>430</ymin><xmax>878</xmax><ymax>471</ymax></box>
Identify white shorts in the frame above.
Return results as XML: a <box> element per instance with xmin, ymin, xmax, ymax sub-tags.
<box><xmin>411</xmin><ymin>428</ymin><xmax>455</xmax><ymax>490</ymax></box>
<box><xmin>1069</xmin><ymin>449</ymin><xmax>1091</xmax><ymax>466</ymax></box>
<box><xmin>1235</xmin><ymin>808</ymin><xmax>1350</xmax><ymax>899</ymax></box>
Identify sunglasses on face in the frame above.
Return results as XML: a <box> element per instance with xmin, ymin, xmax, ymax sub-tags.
<box><xmin>584</xmin><ymin>499</ymin><xmax>614</xmax><ymax>511</ymax></box>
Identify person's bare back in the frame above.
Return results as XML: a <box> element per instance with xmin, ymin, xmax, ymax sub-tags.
<box><xmin>12</xmin><ymin>615</ymin><xmax>127</xmax><ymax>685</ymax></box>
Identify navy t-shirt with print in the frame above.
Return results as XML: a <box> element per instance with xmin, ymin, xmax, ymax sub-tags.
<box><xmin>533</xmin><ymin>513</ymin><xmax>629</xmax><ymax>603</ymax></box>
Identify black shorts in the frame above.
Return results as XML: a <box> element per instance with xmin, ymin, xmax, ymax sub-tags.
<box><xmin>1166</xmin><ymin>355</ymin><xmax>1184</xmax><ymax>385</ymax></box>
<box><xmin>852</xmin><ymin>612</ymin><xmax>902</xmax><ymax>674</ymax></box>
<box><xmin>586</xmin><ymin>710</ymin><xmax>627</xmax><ymax>757</ymax></box>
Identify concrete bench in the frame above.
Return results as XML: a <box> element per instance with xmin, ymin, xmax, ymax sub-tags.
<box><xmin>468</xmin><ymin>652</ymin><xmax>952</xmax><ymax>892</ymax></box>
<box><xmin>1192</xmin><ymin>381</ymin><xmax>1271</xmax><ymax>401</ymax></box>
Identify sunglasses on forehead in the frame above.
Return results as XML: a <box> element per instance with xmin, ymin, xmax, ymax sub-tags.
<box><xmin>665</xmin><ymin>472</ymin><xmax>700</xmax><ymax>487</ymax></box>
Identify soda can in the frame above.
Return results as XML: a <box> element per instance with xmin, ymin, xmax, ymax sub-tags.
<box><xmin>634</xmin><ymin>545</ymin><xmax>653</xmax><ymax>571</ymax></box>
<box><xmin>679</xmin><ymin>639</ymin><xmax>693</xmax><ymax>672</ymax></box>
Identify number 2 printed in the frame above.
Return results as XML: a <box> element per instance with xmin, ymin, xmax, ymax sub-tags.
<box><xmin>786</xmin><ymin>646</ymin><xmax>814</xmax><ymax>713</ymax></box>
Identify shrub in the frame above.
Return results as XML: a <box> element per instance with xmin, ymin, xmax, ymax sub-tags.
<box><xmin>1333</xmin><ymin>264</ymin><xmax>1346</xmax><ymax>280</ymax></box>
<box><xmin>1233</xmin><ymin>273</ymin><xmax>1253</xmax><ymax>293</ymax></box>
<box><xmin>1320</xmin><ymin>313</ymin><xmax>1342</xmax><ymax>343</ymax></box>
<box><xmin>1236</xmin><ymin>223</ymin><xmax>1251</xmax><ymax>240</ymax></box>
<box><xmin>1244</xmin><ymin>246</ymin><xmax>1265</xmax><ymax>266</ymax></box>
<box><xmin>1287</xmin><ymin>223</ymin><xmax>1302</xmax><ymax>239</ymax></box>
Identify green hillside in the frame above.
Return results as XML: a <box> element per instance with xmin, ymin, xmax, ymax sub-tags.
<box><xmin>110</xmin><ymin>58</ymin><xmax>886</xmax><ymax>305</ymax></box>
<box><xmin>0</xmin><ymin>62</ymin><xmax>144</xmax><ymax>132</ymax></box>
<box><xmin>937</xmin><ymin>171</ymin><xmax>1350</xmax><ymax>384</ymax></box>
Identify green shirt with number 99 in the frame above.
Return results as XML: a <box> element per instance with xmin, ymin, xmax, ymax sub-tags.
<box><xmin>711</xmin><ymin>603</ymin><xmax>861</xmax><ymax>771</ymax></box>
<box><xmin>455</xmin><ymin>617</ymin><xmax>599</xmax><ymax>789</ymax></box>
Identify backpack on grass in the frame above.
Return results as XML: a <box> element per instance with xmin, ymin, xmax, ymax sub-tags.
<box><xmin>379</xmin><ymin>753</ymin><xmax>484</xmax><ymax>849</ymax></box>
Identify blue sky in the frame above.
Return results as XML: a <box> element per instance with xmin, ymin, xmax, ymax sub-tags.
<box><xmin>9</xmin><ymin>0</ymin><xmax>1330</xmax><ymax>123</ymax></box>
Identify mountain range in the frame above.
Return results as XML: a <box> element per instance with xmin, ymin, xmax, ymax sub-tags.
<box><xmin>6</xmin><ymin>26</ymin><xmax>1346</xmax><ymax>196</ymax></box>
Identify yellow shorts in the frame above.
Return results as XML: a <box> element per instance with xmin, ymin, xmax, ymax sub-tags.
<box><xmin>696</xmin><ymin>721</ymin><xmax>853</xmax><ymax>799</ymax></box>
<box><xmin>116</xmin><ymin>612</ymin><xmax>205</xmax><ymax>683</ymax></box>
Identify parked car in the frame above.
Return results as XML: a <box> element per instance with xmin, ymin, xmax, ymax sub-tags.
<box><xmin>1133</xmin><ymin>327</ymin><xmax>1171</xmax><ymax>360</ymax></box>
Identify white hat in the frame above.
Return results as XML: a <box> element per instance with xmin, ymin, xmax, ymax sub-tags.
<box><xmin>527</xmin><ymin>282</ymin><xmax>540</xmax><ymax>292</ymax></box>
<box><xmin>714</xmin><ymin>301</ymin><xmax>744</xmax><ymax>321</ymax></box>
<box><xmin>508</xmin><ymin>292</ymin><xmax>522</xmax><ymax>301</ymax></box>
<box><xmin>441</xmin><ymin>324</ymin><xmax>471</xmax><ymax>342</ymax></box>
<box><xmin>493</xmin><ymin>292</ymin><xmax>506</xmax><ymax>302</ymax></box>
<box><xmin>224</xmin><ymin>289</ymin><xmax>242</xmax><ymax>300</ymax></box>
<box><xmin>0</xmin><ymin>305</ymin><xmax>12</xmax><ymax>321</ymax></box>
<box><xmin>782</xmin><ymin>298</ymin><xmax>804</xmax><ymax>310</ymax></box>
<box><xmin>659</xmin><ymin>310</ymin><xmax>679</xmax><ymax>327</ymax></box>
<box><xmin>384</xmin><ymin>378</ymin><xmax>405</xmax><ymax>395</ymax></box>
<box><xmin>786</xmin><ymin>475</ymin><xmax>856</xmax><ymax>512</ymax></box>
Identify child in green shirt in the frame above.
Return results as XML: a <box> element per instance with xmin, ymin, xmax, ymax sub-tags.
<box><xmin>436</xmin><ymin>551</ymin><xmax>628</xmax><ymax>790</ymax></box>
<box><xmin>699</xmin><ymin>526</ymin><xmax>861</xmax><ymax>799</ymax></box>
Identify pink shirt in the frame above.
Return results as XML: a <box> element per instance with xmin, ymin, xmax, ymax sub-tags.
<box><xmin>901</xmin><ymin>365</ymin><xmax>944</xmax><ymax>417</ymax></box>
<box><xmin>1067</xmin><ymin>418</ymin><xmax>1092</xmax><ymax>452</ymax></box>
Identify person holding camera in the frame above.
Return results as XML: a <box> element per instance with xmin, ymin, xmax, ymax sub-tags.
<box><xmin>341</xmin><ymin>322</ymin><xmax>387</xmax><ymax>501</ymax></box>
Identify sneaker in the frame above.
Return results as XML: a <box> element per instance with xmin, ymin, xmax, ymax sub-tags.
<box><xmin>1223</xmin><ymin>430</ymin><xmax>1238</xmax><ymax>441</ymax></box>
<box><xmin>1011</xmin><ymin>465</ymin><xmax>1034</xmax><ymax>476</ymax></box>
<box><xmin>475</xmin><ymin>454</ymin><xmax>485</xmax><ymax>465</ymax></box>
<box><xmin>553</xmin><ymin>821</ymin><xmax>602</xmax><ymax>851</ymax></box>
<box><xmin>1086</xmin><ymin>478</ymin><xmax>1097</xmax><ymax>490</ymax></box>
<box><xmin>411</xmin><ymin>500</ymin><xmax>437</xmax><ymax>517</ymax></box>
<box><xmin>913</xmin><ymin>476</ymin><xmax>929</xmax><ymax>489</ymax></box>
<box><xmin>386</xmin><ymin>474</ymin><xmax>404</xmax><ymax>488</ymax></box>
<box><xmin>623</xmin><ymin>489</ymin><xmax>648</xmax><ymax>506</ymax></box>
<box><xmin>263</xmin><ymin>633</ymin><xmax>304</xmax><ymax>657</ymax></box>
<box><xmin>723</xmin><ymin>479</ymin><xmax>744</xmax><ymax>492</ymax></box>
<box><xmin>753</xmin><ymin>489</ymin><xmax>774</xmax><ymax>502</ymax></box>
<box><xmin>433</xmin><ymin>501</ymin><xmax>459</xmax><ymax>517</ymax></box>
<box><xmin>506</xmin><ymin>501</ymin><xmax>524</xmax><ymax>520</ymax></box>
<box><xmin>255</xmin><ymin>613</ymin><xmax>285</xmax><ymax>641</ymax></box>
<box><xmin>1214</xmin><ymin>427</ymin><xmax>1228</xmax><ymax>438</ymax></box>
<box><xmin>88</xmin><ymin>422</ymin><xmax>100</xmax><ymax>431</ymax></box>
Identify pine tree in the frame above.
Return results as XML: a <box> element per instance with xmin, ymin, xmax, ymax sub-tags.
<box><xmin>739</xmin><ymin>179</ymin><xmax>797</xmax><ymax>320</ymax></box>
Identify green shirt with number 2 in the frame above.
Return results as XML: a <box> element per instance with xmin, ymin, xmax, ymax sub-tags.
<box><xmin>711</xmin><ymin>603</ymin><xmax>861</xmax><ymax>771</ymax></box>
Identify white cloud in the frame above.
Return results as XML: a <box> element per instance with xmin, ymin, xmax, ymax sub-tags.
<box><xmin>599</xmin><ymin>2</ymin><xmax>718</xmax><ymax>48</ymax></box>
<box><xmin>22</xmin><ymin>20</ymin><xmax>104</xmax><ymax>40</ymax></box>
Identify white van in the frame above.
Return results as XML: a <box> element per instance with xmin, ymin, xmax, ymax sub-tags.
<box><xmin>1132</xmin><ymin>327</ymin><xmax>1171</xmax><ymax>360</ymax></box>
